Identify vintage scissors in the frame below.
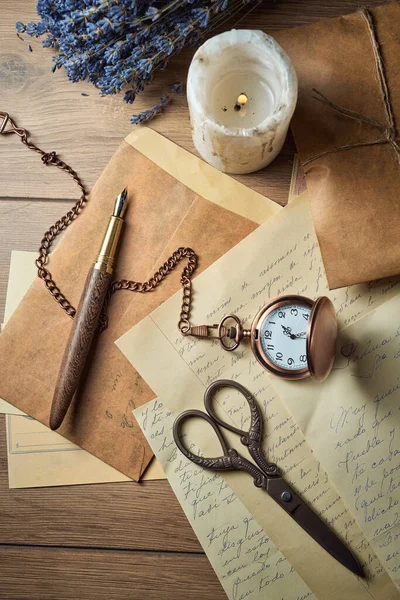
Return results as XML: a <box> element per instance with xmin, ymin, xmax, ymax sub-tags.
<box><xmin>173</xmin><ymin>379</ymin><xmax>363</xmax><ymax>578</ymax></box>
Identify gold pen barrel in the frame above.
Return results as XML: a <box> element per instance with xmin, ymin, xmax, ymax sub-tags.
<box><xmin>94</xmin><ymin>216</ymin><xmax>124</xmax><ymax>273</ymax></box>
<box><xmin>93</xmin><ymin>187</ymin><xmax>128</xmax><ymax>274</ymax></box>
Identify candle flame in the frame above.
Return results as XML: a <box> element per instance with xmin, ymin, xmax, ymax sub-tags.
<box><xmin>237</xmin><ymin>93</ymin><xmax>248</xmax><ymax>106</ymax></box>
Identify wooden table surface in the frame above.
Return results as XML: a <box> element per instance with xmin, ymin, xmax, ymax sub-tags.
<box><xmin>0</xmin><ymin>1</ymin><xmax>387</xmax><ymax>598</ymax></box>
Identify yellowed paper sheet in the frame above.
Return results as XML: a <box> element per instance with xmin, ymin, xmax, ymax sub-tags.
<box><xmin>6</xmin><ymin>411</ymin><xmax>163</xmax><ymax>487</ymax></box>
<box><xmin>4</xmin><ymin>251</ymin><xmax>37</xmax><ymax>324</ymax></box>
<box><xmin>0</xmin><ymin>251</ymin><xmax>34</xmax><ymax>416</ymax></box>
<box><xmin>6</xmin><ymin>414</ymin><xmax>134</xmax><ymax>487</ymax></box>
<box><xmin>134</xmin><ymin>398</ymin><xmax>316</xmax><ymax>600</ymax></box>
<box><xmin>272</xmin><ymin>294</ymin><xmax>400</xmax><ymax>589</ymax></box>
<box><xmin>0</xmin><ymin>400</ymin><xmax>21</xmax><ymax>415</ymax></box>
<box><xmin>117</xmin><ymin>193</ymin><xmax>399</xmax><ymax>598</ymax></box>
<box><xmin>3</xmin><ymin>251</ymin><xmax>163</xmax><ymax>486</ymax></box>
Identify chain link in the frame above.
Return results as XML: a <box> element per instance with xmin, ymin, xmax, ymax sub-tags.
<box><xmin>98</xmin><ymin>246</ymin><xmax>197</xmax><ymax>332</ymax></box>
<box><xmin>0</xmin><ymin>112</ymin><xmax>198</xmax><ymax>334</ymax></box>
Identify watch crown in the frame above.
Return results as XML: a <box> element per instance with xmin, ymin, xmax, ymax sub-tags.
<box><xmin>218</xmin><ymin>314</ymin><xmax>244</xmax><ymax>352</ymax></box>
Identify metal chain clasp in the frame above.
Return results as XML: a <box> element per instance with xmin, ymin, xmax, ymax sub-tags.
<box><xmin>188</xmin><ymin>314</ymin><xmax>251</xmax><ymax>352</ymax></box>
<box><xmin>0</xmin><ymin>112</ymin><xmax>10</xmax><ymax>134</ymax></box>
<box><xmin>188</xmin><ymin>324</ymin><xmax>227</xmax><ymax>339</ymax></box>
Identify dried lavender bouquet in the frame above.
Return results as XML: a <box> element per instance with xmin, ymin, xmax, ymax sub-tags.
<box><xmin>17</xmin><ymin>0</ymin><xmax>262</xmax><ymax>123</ymax></box>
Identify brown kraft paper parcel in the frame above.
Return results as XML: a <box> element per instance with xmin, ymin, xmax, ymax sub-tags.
<box><xmin>0</xmin><ymin>133</ymin><xmax>277</xmax><ymax>481</ymax></box>
<box><xmin>274</xmin><ymin>3</ymin><xmax>400</xmax><ymax>289</ymax></box>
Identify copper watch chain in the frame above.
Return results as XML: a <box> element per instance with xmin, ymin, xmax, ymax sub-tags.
<box><xmin>0</xmin><ymin>112</ymin><xmax>198</xmax><ymax>334</ymax></box>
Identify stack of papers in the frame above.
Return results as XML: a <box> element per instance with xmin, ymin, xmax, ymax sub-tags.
<box><xmin>2</xmin><ymin>139</ymin><xmax>399</xmax><ymax>598</ymax></box>
<box><xmin>116</xmin><ymin>193</ymin><xmax>400</xmax><ymax>598</ymax></box>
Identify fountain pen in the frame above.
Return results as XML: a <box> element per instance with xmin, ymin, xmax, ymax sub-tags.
<box><xmin>49</xmin><ymin>188</ymin><xmax>128</xmax><ymax>430</ymax></box>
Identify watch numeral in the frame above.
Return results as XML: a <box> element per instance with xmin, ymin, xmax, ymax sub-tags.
<box><xmin>302</xmin><ymin>313</ymin><xmax>309</xmax><ymax>321</ymax></box>
<box><xmin>267</xmin><ymin>344</ymin><xmax>274</xmax><ymax>351</ymax></box>
<box><xmin>290</xmin><ymin>308</ymin><xmax>298</xmax><ymax>316</ymax></box>
<box><xmin>300</xmin><ymin>354</ymin><xmax>307</xmax><ymax>362</ymax></box>
<box><xmin>287</xmin><ymin>357</ymin><xmax>294</xmax><ymax>365</ymax></box>
<box><xmin>264</xmin><ymin>330</ymin><xmax>272</xmax><ymax>339</ymax></box>
<box><xmin>278</xmin><ymin>311</ymin><xmax>286</xmax><ymax>319</ymax></box>
<box><xmin>276</xmin><ymin>352</ymin><xmax>283</xmax><ymax>361</ymax></box>
<box><xmin>269</xmin><ymin>321</ymin><xmax>276</xmax><ymax>325</ymax></box>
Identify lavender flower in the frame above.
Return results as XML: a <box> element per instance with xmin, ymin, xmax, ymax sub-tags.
<box><xmin>18</xmin><ymin>0</ymin><xmax>261</xmax><ymax>123</ymax></box>
<box><xmin>131</xmin><ymin>94</ymin><xmax>170</xmax><ymax>124</ymax></box>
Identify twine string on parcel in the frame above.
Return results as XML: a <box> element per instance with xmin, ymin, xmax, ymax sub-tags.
<box><xmin>303</xmin><ymin>8</ymin><xmax>400</xmax><ymax>168</ymax></box>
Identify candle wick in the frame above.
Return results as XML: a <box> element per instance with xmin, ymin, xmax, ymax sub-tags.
<box><xmin>234</xmin><ymin>92</ymin><xmax>248</xmax><ymax>113</ymax></box>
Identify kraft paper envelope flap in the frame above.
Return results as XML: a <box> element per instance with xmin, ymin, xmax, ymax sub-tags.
<box><xmin>0</xmin><ymin>128</ymin><xmax>279</xmax><ymax>481</ymax></box>
<box><xmin>274</xmin><ymin>3</ymin><xmax>400</xmax><ymax>289</ymax></box>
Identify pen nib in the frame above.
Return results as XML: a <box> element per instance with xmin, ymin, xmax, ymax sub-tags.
<box><xmin>113</xmin><ymin>187</ymin><xmax>128</xmax><ymax>218</ymax></box>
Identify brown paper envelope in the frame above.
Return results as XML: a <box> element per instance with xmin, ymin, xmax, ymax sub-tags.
<box><xmin>0</xmin><ymin>130</ymin><xmax>278</xmax><ymax>481</ymax></box>
<box><xmin>274</xmin><ymin>3</ymin><xmax>400</xmax><ymax>289</ymax></box>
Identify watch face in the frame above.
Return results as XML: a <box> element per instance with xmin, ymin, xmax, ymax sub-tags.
<box><xmin>259</xmin><ymin>303</ymin><xmax>311</xmax><ymax>371</ymax></box>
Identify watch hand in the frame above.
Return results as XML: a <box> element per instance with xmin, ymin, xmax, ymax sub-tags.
<box><xmin>281</xmin><ymin>325</ymin><xmax>298</xmax><ymax>340</ymax></box>
<box><xmin>281</xmin><ymin>325</ymin><xmax>292</xmax><ymax>337</ymax></box>
<box><xmin>295</xmin><ymin>331</ymin><xmax>307</xmax><ymax>339</ymax></box>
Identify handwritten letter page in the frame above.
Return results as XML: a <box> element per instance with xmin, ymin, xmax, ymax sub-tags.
<box><xmin>117</xmin><ymin>195</ymin><xmax>399</xmax><ymax>598</ymax></box>
<box><xmin>134</xmin><ymin>399</ymin><xmax>315</xmax><ymax>600</ymax></box>
<box><xmin>272</xmin><ymin>294</ymin><xmax>400</xmax><ymax>589</ymax></box>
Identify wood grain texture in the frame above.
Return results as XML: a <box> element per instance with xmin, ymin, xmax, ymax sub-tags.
<box><xmin>51</xmin><ymin>268</ymin><xmax>112</xmax><ymax>430</ymax></box>
<box><xmin>0</xmin><ymin>546</ymin><xmax>225</xmax><ymax>600</ymax></box>
<box><xmin>0</xmin><ymin>1</ymin><xmax>390</xmax><ymax>599</ymax></box>
<box><xmin>0</xmin><ymin>417</ymin><xmax>201</xmax><ymax>553</ymax></box>
<box><xmin>0</xmin><ymin>198</ymin><xmax>73</xmax><ymax>323</ymax></box>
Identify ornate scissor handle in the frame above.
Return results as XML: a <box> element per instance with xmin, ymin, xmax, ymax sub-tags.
<box><xmin>204</xmin><ymin>380</ymin><xmax>279</xmax><ymax>477</ymax></box>
<box><xmin>173</xmin><ymin>409</ymin><xmax>268</xmax><ymax>487</ymax></box>
<box><xmin>173</xmin><ymin>409</ymin><xmax>236</xmax><ymax>470</ymax></box>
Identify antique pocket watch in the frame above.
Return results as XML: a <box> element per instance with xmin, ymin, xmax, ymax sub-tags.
<box><xmin>189</xmin><ymin>295</ymin><xmax>337</xmax><ymax>382</ymax></box>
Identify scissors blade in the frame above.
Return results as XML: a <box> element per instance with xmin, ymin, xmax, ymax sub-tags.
<box><xmin>266</xmin><ymin>478</ymin><xmax>363</xmax><ymax>577</ymax></box>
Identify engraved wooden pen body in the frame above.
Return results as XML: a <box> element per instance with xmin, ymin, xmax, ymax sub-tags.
<box><xmin>49</xmin><ymin>188</ymin><xmax>128</xmax><ymax>430</ymax></box>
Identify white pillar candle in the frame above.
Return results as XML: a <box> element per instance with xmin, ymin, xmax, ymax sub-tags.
<box><xmin>187</xmin><ymin>29</ymin><xmax>298</xmax><ymax>174</ymax></box>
